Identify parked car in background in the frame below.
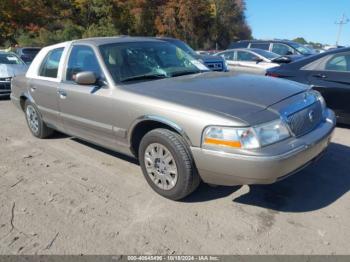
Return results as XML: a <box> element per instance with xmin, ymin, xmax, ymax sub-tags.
<box><xmin>230</xmin><ymin>40</ymin><xmax>317</xmax><ymax>57</ymax></box>
<box><xmin>15</xmin><ymin>47</ymin><xmax>41</xmax><ymax>64</ymax></box>
<box><xmin>11</xmin><ymin>37</ymin><xmax>335</xmax><ymax>200</ymax></box>
<box><xmin>0</xmin><ymin>51</ymin><xmax>28</xmax><ymax>97</ymax></box>
<box><xmin>196</xmin><ymin>50</ymin><xmax>211</xmax><ymax>55</ymax></box>
<box><xmin>215</xmin><ymin>48</ymin><xmax>294</xmax><ymax>75</ymax></box>
<box><xmin>158</xmin><ymin>37</ymin><xmax>227</xmax><ymax>71</ymax></box>
<box><xmin>266</xmin><ymin>47</ymin><xmax>350</xmax><ymax>124</ymax></box>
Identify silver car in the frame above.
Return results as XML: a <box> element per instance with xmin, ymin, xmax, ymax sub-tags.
<box><xmin>216</xmin><ymin>48</ymin><xmax>293</xmax><ymax>75</ymax></box>
<box><xmin>11</xmin><ymin>37</ymin><xmax>336</xmax><ymax>200</ymax></box>
<box><xmin>0</xmin><ymin>51</ymin><xmax>28</xmax><ymax>97</ymax></box>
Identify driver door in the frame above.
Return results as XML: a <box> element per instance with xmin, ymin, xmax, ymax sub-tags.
<box><xmin>58</xmin><ymin>44</ymin><xmax>117</xmax><ymax>148</ymax></box>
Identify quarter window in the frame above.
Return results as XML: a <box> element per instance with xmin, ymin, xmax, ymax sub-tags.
<box><xmin>66</xmin><ymin>45</ymin><xmax>102</xmax><ymax>81</ymax></box>
<box><xmin>325</xmin><ymin>54</ymin><xmax>350</xmax><ymax>72</ymax></box>
<box><xmin>39</xmin><ymin>48</ymin><xmax>64</xmax><ymax>78</ymax></box>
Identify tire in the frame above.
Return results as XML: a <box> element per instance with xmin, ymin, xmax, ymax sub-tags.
<box><xmin>139</xmin><ymin>128</ymin><xmax>201</xmax><ymax>200</ymax></box>
<box><xmin>24</xmin><ymin>100</ymin><xmax>54</xmax><ymax>138</ymax></box>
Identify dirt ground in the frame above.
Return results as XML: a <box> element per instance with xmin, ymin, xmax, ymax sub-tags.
<box><xmin>0</xmin><ymin>98</ymin><xmax>349</xmax><ymax>255</ymax></box>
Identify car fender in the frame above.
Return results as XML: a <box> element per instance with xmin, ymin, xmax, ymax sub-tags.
<box><xmin>128</xmin><ymin>115</ymin><xmax>193</xmax><ymax>147</ymax></box>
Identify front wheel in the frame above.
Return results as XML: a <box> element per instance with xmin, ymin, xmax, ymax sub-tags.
<box><xmin>139</xmin><ymin>128</ymin><xmax>200</xmax><ymax>200</ymax></box>
<box><xmin>24</xmin><ymin>100</ymin><xmax>54</xmax><ymax>138</ymax></box>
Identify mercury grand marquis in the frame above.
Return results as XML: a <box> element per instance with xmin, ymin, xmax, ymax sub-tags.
<box><xmin>11</xmin><ymin>37</ymin><xmax>336</xmax><ymax>200</ymax></box>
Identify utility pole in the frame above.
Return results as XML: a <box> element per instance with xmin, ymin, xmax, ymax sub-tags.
<box><xmin>335</xmin><ymin>13</ymin><xmax>349</xmax><ymax>46</ymax></box>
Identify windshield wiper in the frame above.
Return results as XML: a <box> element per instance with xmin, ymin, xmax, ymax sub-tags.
<box><xmin>120</xmin><ymin>73</ymin><xmax>169</xmax><ymax>82</ymax></box>
<box><xmin>171</xmin><ymin>70</ymin><xmax>201</xmax><ymax>77</ymax></box>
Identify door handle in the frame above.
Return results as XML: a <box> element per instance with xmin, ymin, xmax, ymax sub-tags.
<box><xmin>312</xmin><ymin>73</ymin><xmax>327</xmax><ymax>79</ymax></box>
<box><xmin>57</xmin><ymin>89</ymin><xmax>67</xmax><ymax>99</ymax></box>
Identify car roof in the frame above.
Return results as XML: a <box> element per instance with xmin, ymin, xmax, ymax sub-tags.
<box><xmin>72</xmin><ymin>36</ymin><xmax>164</xmax><ymax>46</ymax></box>
<box><xmin>236</xmin><ymin>39</ymin><xmax>297</xmax><ymax>44</ymax></box>
<box><xmin>17</xmin><ymin>47</ymin><xmax>41</xmax><ymax>49</ymax></box>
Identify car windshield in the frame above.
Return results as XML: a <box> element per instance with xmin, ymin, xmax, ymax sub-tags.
<box><xmin>289</xmin><ymin>43</ymin><xmax>316</xmax><ymax>55</ymax></box>
<box><xmin>0</xmin><ymin>53</ymin><xmax>25</xmax><ymax>65</ymax></box>
<box><xmin>99</xmin><ymin>41</ymin><xmax>208</xmax><ymax>83</ymax></box>
<box><xmin>252</xmin><ymin>49</ymin><xmax>280</xmax><ymax>60</ymax></box>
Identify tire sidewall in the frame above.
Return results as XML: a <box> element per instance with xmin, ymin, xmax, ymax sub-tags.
<box><xmin>139</xmin><ymin>130</ymin><xmax>193</xmax><ymax>200</ymax></box>
<box><xmin>24</xmin><ymin>100</ymin><xmax>43</xmax><ymax>138</ymax></box>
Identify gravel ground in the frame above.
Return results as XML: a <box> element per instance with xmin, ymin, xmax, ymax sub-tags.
<box><xmin>0</xmin><ymin>98</ymin><xmax>349</xmax><ymax>255</ymax></box>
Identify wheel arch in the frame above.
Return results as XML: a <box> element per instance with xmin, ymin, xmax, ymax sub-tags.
<box><xmin>19</xmin><ymin>91</ymin><xmax>35</xmax><ymax>111</ymax></box>
<box><xmin>129</xmin><ymin>115</ymin><xmax>192</xmax><ymax>157</ymax></box>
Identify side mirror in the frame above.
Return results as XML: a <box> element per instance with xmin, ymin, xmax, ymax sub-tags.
<box><xmin>75</xmin><ymin>71</ymin><xmax>97</xmax><ymax>85</ymax></box>
<box><xmin>254</xmin><ymin>57</ymin><xmax>263</xmax><ymax>64</ymax></box>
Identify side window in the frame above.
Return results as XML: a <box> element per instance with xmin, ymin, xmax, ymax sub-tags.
<box><xmin>272</xmin><ymin>43</ymin><xmax>294</xmax><ymax>56</ymax></box>
<box><xmin>324</xmin><ymin>54</ymin><xmax>350</xmax><ymax>72</ymax></box>
<box><xmin>250</xmin><ymin>43</ymin><xmax>270</xmax><ymax>50</ymax></box>
<box><xmin>39</xmin><ymin>48</ymin><xmax>64</xmax><ymax>78</ymax></box>
<box><xmin>219</xmin><ymin>51</ymin><xmax>234</xmax><ymax>60</ymax></box>
<box><xmin>66</xmin><ymin>45</ymin><xmax>102</xmax><ymax>81</ymax></box>
<box><xmin>237</xmin><ymin>51</ymin><xmax>258</xmax><ymax>62</ymax></box>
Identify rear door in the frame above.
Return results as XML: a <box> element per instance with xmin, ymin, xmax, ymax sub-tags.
<box><xmin>58</xmin><ymin>44</ymin><xmax>117</xmax><ymax>148</ymax></box>
<box><xmin>306</xmin><ymin>51</ymin><xmax>350</xmax><ymax>122</ymax></box>
<box><xmin>29</xmin><ymin>47</ymin><xmax>64</xmax><ymax>129</ymax></box>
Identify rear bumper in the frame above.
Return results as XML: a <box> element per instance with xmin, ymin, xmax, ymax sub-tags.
<box><xmin>191</xmin><ymin>109</ymin><xmax>336</xmax><ymax>186</ymax></box>
<box><xmin>10</xmin><ymin>93</ymin><xmax>22</xmax><ymax>110</ymax></box>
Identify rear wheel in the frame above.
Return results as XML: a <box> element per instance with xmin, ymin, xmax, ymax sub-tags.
<box><xmin>139</xmin><ymin>128</ymin><xmax>200</xmax><ymax>200</ymax></box>
<box><xmin>24</xmin><ymin>100</ymin><xmax>54</xmax><ymax>138</ymax></box>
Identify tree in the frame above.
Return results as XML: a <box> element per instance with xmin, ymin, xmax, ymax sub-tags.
<box><xmin>293</xmin><ymin>37</ymin><xmax>307</xmax><ymax>45</ymax></box>
<box><xmin>212</xmin><ymin>0</ymin><xmax>252</xmax><ymax>49</ymax></box>
<box><xmin>0</xmin><ymin>0</ymin><xmax>251</xmax><ymax>49</ymax></box>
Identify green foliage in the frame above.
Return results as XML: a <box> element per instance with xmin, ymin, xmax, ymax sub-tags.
<box><xmin>293</xmin><ymin>37</ymin><xmax>323</xmax><ymax>49</ymax></box>
<box><xmin>293</xmin><ymin>37</ymin><xmax>307</xmax><ymax>45</ymax></box>
<box><xmin>0</xmin><ymin>0</ymin><xmax>251</xmax><ymax>50</ymax></box>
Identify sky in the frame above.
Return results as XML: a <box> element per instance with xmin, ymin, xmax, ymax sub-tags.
<box><xmin>245</xmin><ymin>0</ymin><xmax>350</xmax><ymax>46</ymax></box>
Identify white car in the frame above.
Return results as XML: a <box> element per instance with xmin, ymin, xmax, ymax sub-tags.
<box><xmin>0</xmin><ymin>51</ymin><xmax>28</xmax><ymax>97</ymax></box>
<box><xmin>215</xmin><ymin>48</ymin><xmax>293</xmax><ymax>75</ymax></box>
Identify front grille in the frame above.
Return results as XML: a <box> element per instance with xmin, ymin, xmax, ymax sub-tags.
<box><xmin>286</xmin><ymin>101</ymin><xmax>323</xmax><ymax>137</ymax></box>
<box><xmin>0</xmin><ymin>82</ymin><xmax>11</xmax><ymax>90</ymax></box>
<box><xmin>205</xmin><ymin>62</ymin><xmax>223</xmax><ymax>71</ymax></box>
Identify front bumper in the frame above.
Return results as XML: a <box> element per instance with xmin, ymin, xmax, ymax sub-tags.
<box><xmin>191</xmin><ymin>109</ymin><xmax>336</xmax><ymax>186</ymax></box>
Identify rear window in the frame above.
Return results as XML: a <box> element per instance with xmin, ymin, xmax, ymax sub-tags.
<box><xmin>22</xmin><ymin>48</ymin><xmax>41</xmax><ymax>55</ymax></box>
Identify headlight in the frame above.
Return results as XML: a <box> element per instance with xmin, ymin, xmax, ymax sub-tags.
<box><xmin>312</xmin><ymin>90</ymin><xmax>327</xmax><ymax>118</ymax></box>
<box><xmin>202</xmin><ymin>119</ymin><xmax>290</xmax><ymax>150</ymax></box>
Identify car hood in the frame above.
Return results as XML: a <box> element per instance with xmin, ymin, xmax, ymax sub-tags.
<box><xmin>0</xmin><ymin>64</ymin><xmax>28</xmax><ymax>78</ymax></box>
<box><xmin>125</xmin><ymin>72</ymin><xmax>307</xmax><ymax>123</ymax></box>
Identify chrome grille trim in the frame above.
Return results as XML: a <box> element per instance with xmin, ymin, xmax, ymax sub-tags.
<box><xmin>286</xmin><ymin>101</ymin><xmax>323</xmax><ymax>137</ymax></box>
